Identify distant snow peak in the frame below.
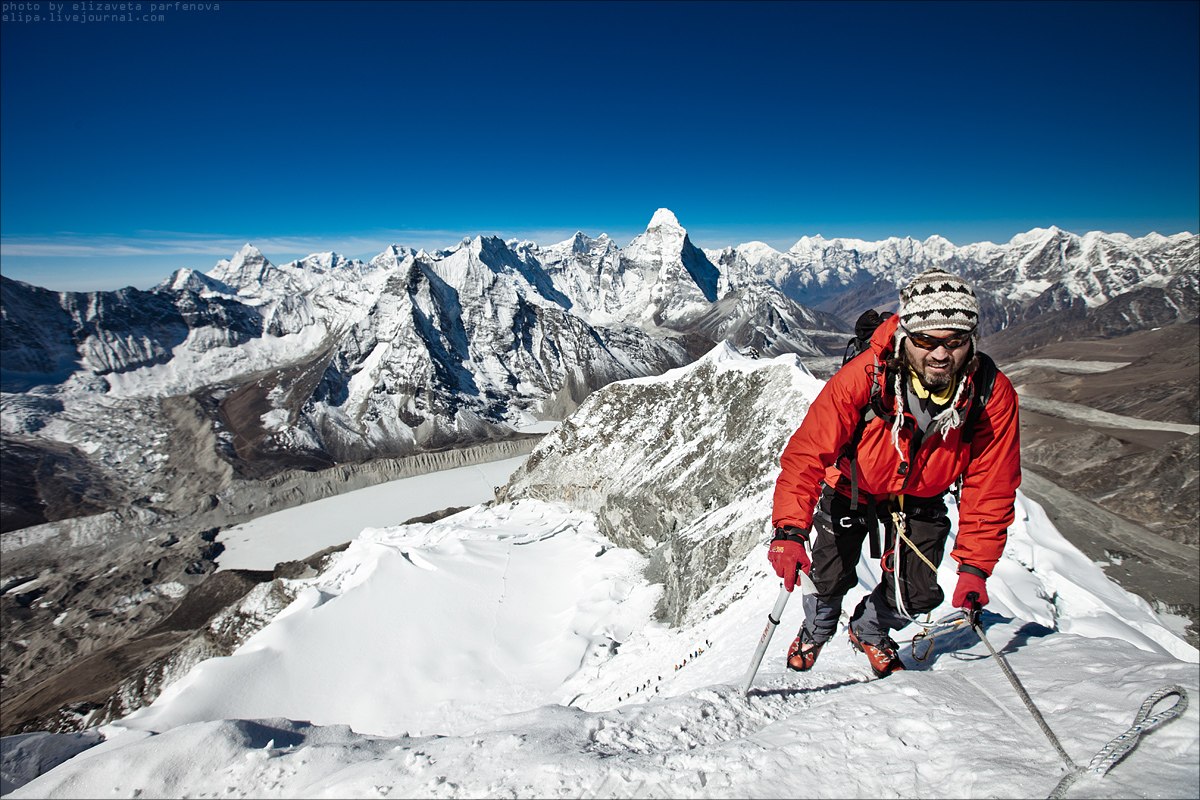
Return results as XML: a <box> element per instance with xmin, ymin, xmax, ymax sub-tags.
<box><xmin>209</xmin><ymin>243</ymin><xmax>274</xmax><ymax>290</ymax></box>
<box><xmin>168</xmin><ymin>268</ymin><xmax>196</xmax><ymax>292</ymax></box>
<box><xmin>922</xmin><ymin>234</ymin><xmax>955</xmax><ymax>253</ymax></box>
<box><xmin>371</xmin><ymin>245</ymin><xmax>415</xmax><ymax>270</ymax></box>
<box><xmin>563</xmin><ymin>231</ymin><xmax>593</xmax><ymax>253</ymax></box>
<box><xmin>298</xmin><ymin>252</ymin><xmax>345</xmax><ymax>271</ymax></box>
<box><xmin>735</xmin><ymin>241</ymin><xmax>782</xmax><ymax>267</ymax></box>
<box><xmin>788</xmin><ymin>234</ymin><xmax>827</xmax><ymax>253</ymax></box>
<box><xmin>1009</xmin><ymin>226</ymin><xmax>1066</xmax><ymax>246</ymax></box>
<box><xmin>225</xmin><ymin>243</ymin><xmax>267</xmax><ymax>270</ymax></box>
<box><xmin>647</xmin><ymin>208</ymin><xmax>683</xmax><ymax>231</ymax></box>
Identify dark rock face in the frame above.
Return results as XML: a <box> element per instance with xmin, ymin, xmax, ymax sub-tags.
<box><xmin>0</xmin><ymin>275</ymin><xmax>263</xmax><ymax>391</ymax></box>
<box><xmin>0</xmin><ymin>439</ymin><xmax>121</xmax><ymax>533</ymax></box>
<box><xmin>0</xmin><ymin>526</ymin><xmax>230</xmax><ymax>734</ymax></box>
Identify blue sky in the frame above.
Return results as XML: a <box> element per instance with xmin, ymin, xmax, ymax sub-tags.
<box><xmin>2</xmin><ymin>0</ymin><xmax>1197</xmax><ymax>291</ymax></box>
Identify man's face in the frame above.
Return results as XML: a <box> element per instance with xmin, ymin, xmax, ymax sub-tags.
<box><xmin>903</xmin><ymin>328</ymin><xmax>973</xmax><ymax>391</ymax></box>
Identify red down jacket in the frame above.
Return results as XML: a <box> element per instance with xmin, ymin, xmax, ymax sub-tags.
<box><xmin>772</xmin><ymin>314</ymin><xmax>1021</xmax><ymax>576</ymax></box>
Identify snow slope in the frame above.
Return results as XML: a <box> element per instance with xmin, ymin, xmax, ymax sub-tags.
<box><xmin>7</xmin><ymin>352</ymin><xmax>1198</xmax><ymax>799</ymax></box>
<box><xmin>10</xmin><ymin>495</ymin><xmax>1196</xmax><ymax>799</ymax></box>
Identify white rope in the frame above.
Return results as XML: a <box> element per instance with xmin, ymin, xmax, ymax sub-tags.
<box><xmin>889</xmin><ymin>507</ymin><xmax>939</xmax><ymax>632</ymax></box>
<box><xmin>1048</xmin><ymin>685</ymin><xmax>1189</xmax><ymax>799</ymax></box>
<box><xmin>968</xmin><ymin>615</ymin><xmax>1189</xmax><ymax>799</ymax></box>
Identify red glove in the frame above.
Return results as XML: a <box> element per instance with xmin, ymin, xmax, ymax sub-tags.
<box><xmin>952</xmin><ymin>570</ymin><xmax>988</xmax><ymax>608</ymax></box>
<box><xmin>768</xmin><ymin>529</ymin><xmax>811</xmax><ymax>592</ymax></box>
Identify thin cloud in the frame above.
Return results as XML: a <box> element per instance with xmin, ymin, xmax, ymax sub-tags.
<box><xmin>0</xmin><ymin>227</ymin><xmax>648</xmax><ymax>262</ymax></box>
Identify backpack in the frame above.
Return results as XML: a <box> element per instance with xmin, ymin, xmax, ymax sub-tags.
<box><xmin>842</xmin><ymin>309</ymin><xmax>894</xmax><ymax>366</ymax></box>
<box><xmin>835</xmin><ymin>308</ymin><xmax>998</xmax><ymax>557</ymax></box>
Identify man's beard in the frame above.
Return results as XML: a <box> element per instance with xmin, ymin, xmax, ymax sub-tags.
<box><xmin>918</xmin><ymin>366</ymin><xmax>954</xmax><ymax>391</ymax></box>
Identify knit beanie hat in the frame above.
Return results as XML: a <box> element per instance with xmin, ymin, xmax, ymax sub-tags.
<box><xmin>898</xmin><ymin>268</ymin><xmax>980</xmax><ymax>334</ymax></box>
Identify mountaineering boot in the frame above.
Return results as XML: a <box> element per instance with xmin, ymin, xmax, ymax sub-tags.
<box><xmin>848</xmin><ymin>625</ymin><xmax>905</xmax><ymax>678</ymax></box>
<box><xmin>786</xmin><ymin>636</ymin><xmax>823</xmax><ymax>671</ymax></box>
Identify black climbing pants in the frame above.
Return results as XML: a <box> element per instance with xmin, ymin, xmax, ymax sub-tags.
<box><xmin>800</xmin><ymin>484</ymin><xmax>951</xmax><ymax>647</ymax></box>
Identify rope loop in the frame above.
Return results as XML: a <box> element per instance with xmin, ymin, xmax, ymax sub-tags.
<box><xmin>1047</xmin><ymin>685</ymin><xmax>1189</xmax><ymax>799</ymax></box>
<box><xmin>1086</xmin><ymin>685</ymin><xmax>1189</xmax><ymax>776</ymax></box>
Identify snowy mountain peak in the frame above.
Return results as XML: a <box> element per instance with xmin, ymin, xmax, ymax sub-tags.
<box><xmin>622</xmin><ymin>209</ymin><xmax>722</xmax><ymax>320</ymax></box>
<box><xmin>647</xmin><ymin>208</ymin><xmax>683</xmax><ymax>231</ymax></box>
<box><xmin>789</xmin><ymin>234</ymin><xmax>827</xmax><ymax>251</ymax></box>
<box><xmin>162</xmin><ymin>267</ymin><xmax>233</xmax><ymax>296</ymax></box>
<box><xmin>381</xmin><ymin>244</ymin><xmax>414</xmax><ymax>261</ymax></box>
<box><xmin>734</xmin><ymin>241</ymin><xmax>783</xmax><ymax>266</ymax></box>
<box><xmin>558</xmin><ymin>230</ymin><xmax>594</xmax><ymax>253</ymax></box>
<box><xmin>296</xmin><ymin>251</ymin><xmax>344</xmax><ymax>271</ymax></box>
<box><xmin>167</xmin><ymin>268</ymin><xmax>197</xmax><ymax>292</ymax></box>
<box><xmin>1009</xmin><ymin>226</ymin><xmax>1068</xmax><ymax>246</ymax></box>
<box><xmin>208</xmin><ymin>243</ymin><xmax>273</xmax><ymax>290</ymax></box>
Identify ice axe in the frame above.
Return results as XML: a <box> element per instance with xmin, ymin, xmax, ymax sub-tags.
<box><xmin>740</xmin><ymin>569</ymin><xmax>814</xmax><ymax>695</ymax></box>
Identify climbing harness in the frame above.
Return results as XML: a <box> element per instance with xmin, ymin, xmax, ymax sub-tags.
<box><xmin>964</xmin><ymin>600</ymin><xmax>1190</xmax><ymax>799</ymax></box>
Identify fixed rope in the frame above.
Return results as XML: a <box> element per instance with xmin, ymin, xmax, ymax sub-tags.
<box><xmin>878</xmin><ymin>499</ymin><xmax>1189</xmax><ymax>796</ymax></box>
<box><xmin>1046</xmin><ymin>684</ymin><xmax>1189</xmax><ymax>799</ymax></box>
<box><xmin>968</xmin><ymin>611</ymin><xmax>1190</xmax><ymax>799</ymax></box>
<box><xmin>970</xmin><ymin>614</ymin><xmax>1077</xmax><ymax>769</ymax></box>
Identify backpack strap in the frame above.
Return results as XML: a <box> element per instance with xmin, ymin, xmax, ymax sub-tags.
<box><xmin>841</xmin><ymin>358</ymin><xmax>893</xmax><ymax>512</ymax></box>
<box><xmin>841</xmin><ymin>338</ymin><xmax>859</xmax><ymax>366</ymax></box>
<box><xmin>962</xmin><ymin>352</ymin><xmax>997</xmax><ymax>444</ymax></box>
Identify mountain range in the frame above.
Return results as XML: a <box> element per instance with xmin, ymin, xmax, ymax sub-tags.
<box><xmin>2</xmin><ymin>209</ymin><xmax>1194</xmax><ymax>538</ymax></box>
<box><xmin>1</xmin><ymin>211</ymin><xmax>1196</xmax><ymax>740</ymax></box>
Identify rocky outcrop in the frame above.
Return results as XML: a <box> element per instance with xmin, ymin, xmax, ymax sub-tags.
<box><xmin>500</xmin><ymin>344</ymin><xmax>823</xmax><ymax>626</ymax></box>
<box><xmin>0</xmin><ymin>525</ymin><xmax>228</xmax><ymax>731</ymax></box>
<box><xmin>1</xmin><ymin>566</ymin><xmax>304</xmax><ymax>736</ymax></box>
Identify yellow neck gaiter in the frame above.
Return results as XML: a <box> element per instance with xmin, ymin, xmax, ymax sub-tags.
<box><xmin>910</xmin><ymin>371</ymin><xmax>956</xmax><ymax>405</ymax></box>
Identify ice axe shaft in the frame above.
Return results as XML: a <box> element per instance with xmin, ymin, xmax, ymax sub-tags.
<box><xmin>741</xmin><ymin>570</ymin><xmax>814</xmax><ymax>695</ymax></box>
<box><xmin>740</xmin><ymin>584</ymin><xmax>791</xmax><ymax>695</ymax></box>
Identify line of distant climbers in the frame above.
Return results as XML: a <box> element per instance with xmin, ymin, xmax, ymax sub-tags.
<box><xmin>615</xmin><ymin>639</ymin><xmax>713</xmax><ymax>702</ymax></box>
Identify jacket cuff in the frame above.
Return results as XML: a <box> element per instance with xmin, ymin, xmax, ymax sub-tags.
<box><xmin>957</xmin><ymin>564</ymin><xmax>989</xmax><ymax>579</ymax></box>
<box><xmin>772</xmin><ymin>526</ymin><xmax>809</xmax><ymax>543</ymax></box>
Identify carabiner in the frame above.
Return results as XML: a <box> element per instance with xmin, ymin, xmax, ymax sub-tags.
<box><xmin>911</xmin><ymin>630</ymin><xmax>935</xmax><ymax>662</ymax></box>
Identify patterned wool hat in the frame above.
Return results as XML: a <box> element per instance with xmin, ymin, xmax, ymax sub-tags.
<box><xmin>898</xmin><ymin>268</ymin><xmax>979</xmax><ymax>334</ymax></box>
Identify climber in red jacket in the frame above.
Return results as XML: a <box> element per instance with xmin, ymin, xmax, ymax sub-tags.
<box><xmin>769</xmin><ymin>268</ymin><xmax>1021</xmax><ymax>677</ymax></box>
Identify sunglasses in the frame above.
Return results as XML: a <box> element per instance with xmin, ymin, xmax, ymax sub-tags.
<box><xmin>905</xmin><ymin>328</ymin><xmax>974</xmax><ymax>351</ymax></box>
